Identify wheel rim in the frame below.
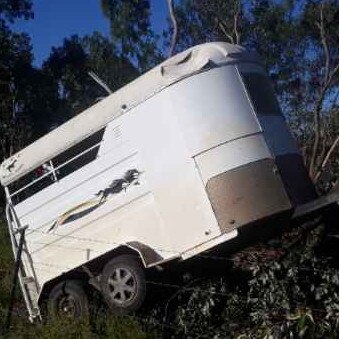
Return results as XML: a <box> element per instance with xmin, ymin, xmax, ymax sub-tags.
<box><xmin>107</xmin><ymin>267</ymin><xmax>137</xmax><ymax>305</ymax></box>
<box><xmin>57</xmin><ymin>294</ymin><xmax>77</xmax><ymax>317</ymax></box>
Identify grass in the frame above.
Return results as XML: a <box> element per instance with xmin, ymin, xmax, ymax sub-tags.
<box><xmin>0</xmin><ymin>218</ymin><xmax>13</xmax><ymax>310</ymax></box>
<box><xmin>0</xmin><ymin>219</ymin><xmax>148</xmax><ymax>338</ymax></box>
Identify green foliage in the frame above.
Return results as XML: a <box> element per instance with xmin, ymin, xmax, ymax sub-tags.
<box><xmin>101</xmin><ymin>0</ymin><xmax>162</xmax><ymax>70</ymax></box>
<box><xmin>0</xmin><ymin>219</ymin><xmax>13</xmax><ymax>309</ymax></box>
<box><xmin>172</xmin><ymin>0</ymin><xmax>249</xmax><ymax>51</ymax></box>
<box><xmin>140</xmin><ymin>224</ymin><xmax>339</xmax><ymax>338</ymax></box>
<box><xmin>42</xmin><ymin>32</ymin><xmax>139</xmax><ymax>126</ymax></box>
<box><xmin>0</xmin><ymin>0</ymin><xmax>33</xmax><ymax>23</ymax></box>
<box><xmin>0</xmin><ymin>11</ymin><xmax>34</xmax><ymax>159</ymax></box>
<box><xmin>245</xmin><ymin>230</ymin><xmax>339</xmax><ymax>338</ymax></box>
<box><xmin>0</xmin><ymin>0</ymin><xmax>35</xmax><ymax>209</ymax></box>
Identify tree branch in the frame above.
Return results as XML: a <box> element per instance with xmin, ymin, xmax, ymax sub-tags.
<box><xmin>318</xmin><ymin>128</ymin><xmax>328</xmax><ymax>168</ymax></box>
<box><xmin>217</xmin><ymin>19</ymin><xmax>234</xmax><ymax>44</ymax></box>
<box><xmin>167</xmin><ymin>0</ymin><xmax>178</xmax><ymax>57</ymax></box>
<box><xmin>314</xmin><ymin>134</ymin><xmax>339</xmax><ymax>182</ymax></box>
<box><xmin>309</xmin><ymin>86</ymin><xmax>327</xmax><ymax>179</ymax></box>
<box><xmin>309</xmin><ymin>4</ymin><xmax>332</xmax><ymax>179</ymax></box>
<box><xmin>317</xmin><ymin>4</ymin><xmax>330</xmax><ymax>85</ymax></box>
<box><xmin>233</xmin><ymin>0</ymin><xmax>241</xmax><ymax>45</ymax></box>
<box><xmin>88</xmin><ymin>71</ymin><xmax>112</xmax><ymax>95</ymax></box>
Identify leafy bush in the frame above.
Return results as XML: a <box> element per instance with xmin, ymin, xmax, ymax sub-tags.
<box><xmin>144</xmin><ymin>223</ymin><xmax>339</xmax><ymax>338</ymax></box>
<box><xmin>244</xmin><ymin>226</ymin><xmax>339</xmax><ymax>338</ymax></box>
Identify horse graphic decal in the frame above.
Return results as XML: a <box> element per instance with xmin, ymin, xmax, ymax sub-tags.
<box><xmin>48</xmin><ymin>169</ymin><xmax>141</xmax><ymax>232</ymax></box>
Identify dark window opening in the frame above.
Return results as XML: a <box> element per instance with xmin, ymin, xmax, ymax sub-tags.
<box><xmin>52</xmin><ymin>128</ymin><xmax>104</xmax><ymax>180</ymax></box>
<box><xmin>240</xmin><ymin>72</ymin><xmax>282</xmax><ymax>116</ymax></box>
<box><xmin>8</xmin><ymin>165</ymin><xmax>56</xmax><ymax>205</ymax></box>
<box><xmin>8</xmin><ymin>128</ymin><xmax>105</xmax><ymax>205</ymax></box>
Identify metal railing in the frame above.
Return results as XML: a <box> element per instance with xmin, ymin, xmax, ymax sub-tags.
<box><xmin>10</xmin><ymin>142</ymin><xmax>101</xmax><ymax>199</ymax></box>
<box><xmin>5</xmin><ymin>201</ymin><xmax>41</xmax><ymax>322</ymax></box>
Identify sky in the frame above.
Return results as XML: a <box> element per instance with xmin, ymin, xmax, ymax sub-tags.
<box><xmin>12</xmin><ymin>0</ymin><xmax>168</xmax><ymax>67</ymax></box>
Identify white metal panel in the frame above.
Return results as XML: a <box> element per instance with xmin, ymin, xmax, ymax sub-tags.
<box><xmin>194</xmin><ymin>134</ymin><xmax>273</xmax><ymax>185</ymax></box>
<box><xmin>181</xmin><ymin>230</ymin><xmax>238</xmax><ymax>260</ymax></box>
<box><xmin>14</xmin><ymin>139</ymin><xmax>137</xmax><ymax>222</ymax></box>
<box><xmin>165</xmin><ymin>65</ymin><xmax>262</xmax><ymax>157</ymax></box>
<box><xmin>98</xmin><ymin>121</ymin><xmax>128</xmax><ymax>157</ymax></box>
<box><xmin>23</xmin><ymin>153</ymin><xmax>146</xmax><ymax>249</ymax></box>
<box><xmin>125</xmin><ymin>91</ymin><xmax>222</xmax><ymax>254</ymax></box>
<box><xmin>30</xmin><ymin>193</ymin><xmax>170</xmax><ymax>287</ymax></box>
<box><xmin>18</xmin><ymin>120</ymin><xmax>174</xmax><ymax>287</ymax></box>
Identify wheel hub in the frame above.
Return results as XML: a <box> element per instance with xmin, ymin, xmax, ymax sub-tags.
<box><xmin>107</xmin><ymin>267</ymin><xmax>137</xmax><ymax>305</ymax></box>
<box><xmin>58</xmin><ymin>295</ymin><xmax>77</xmax><ymax>317</ymax></box>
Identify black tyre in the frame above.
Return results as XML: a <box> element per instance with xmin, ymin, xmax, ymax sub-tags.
<box><xmin>48</xmin><ymin>280</ymin><xmax>89</xmax><ymax>319</ymax></box>
<box><xmin>100</xmin><ymin>255</ymin><xmax>146</xmax><ymax>314</ymax></box>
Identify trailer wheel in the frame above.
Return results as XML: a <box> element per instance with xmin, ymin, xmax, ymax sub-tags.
<box><xmin>48</xmin><ymin>280</ymin><xmax>89</xmax><ymax>319</ymax></box>
<box><xmin>100</xmin><ymin>255</ymin><xmax>146</xmax><ymax>314</ymax></box>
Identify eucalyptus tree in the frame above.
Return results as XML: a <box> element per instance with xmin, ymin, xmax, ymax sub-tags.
<box><xmin>0</xmin><ymin>0</ymin><xmax>34</xmax><ymax>159</ymax></box>
<box><xmin>43</xmin><ymin>32</ymin><xmax>138</xmax><ymax>122</ymax></box>
<box><xmin>101</xmin><ymin>0</ymin><xmax>162</xmax><ymax>71</ymax></box>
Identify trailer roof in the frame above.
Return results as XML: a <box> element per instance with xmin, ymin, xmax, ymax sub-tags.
<box><xmin>0</xmin><ymin>42</ymin><xmax>260</xmax><ymax>186</ymax></box>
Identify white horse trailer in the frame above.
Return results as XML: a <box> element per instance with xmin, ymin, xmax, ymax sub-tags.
<box><xmin>0</xmin><ymin>42</ymin><xmax>317</xmax><ymax>320</ymax></box>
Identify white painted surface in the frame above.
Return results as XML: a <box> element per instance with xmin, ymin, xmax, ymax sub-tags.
<box><xmin>166</xmin><ymin>65</ymin><xmax>262</xmax><ymax>156</ymax></box>
<box><xmin>125</xmin><ymin>91</ymin><xmax>222</xmax><ymax>254</ymax></box>
<box><xmin>195</xmin><ymin>134</ymin><xmax>272</xmax><ymax>185</ymax></box>
<box><xmin>181</xmin><ymin>230</ymin><xmax>238</xmax><ymax>260</ymax></box>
